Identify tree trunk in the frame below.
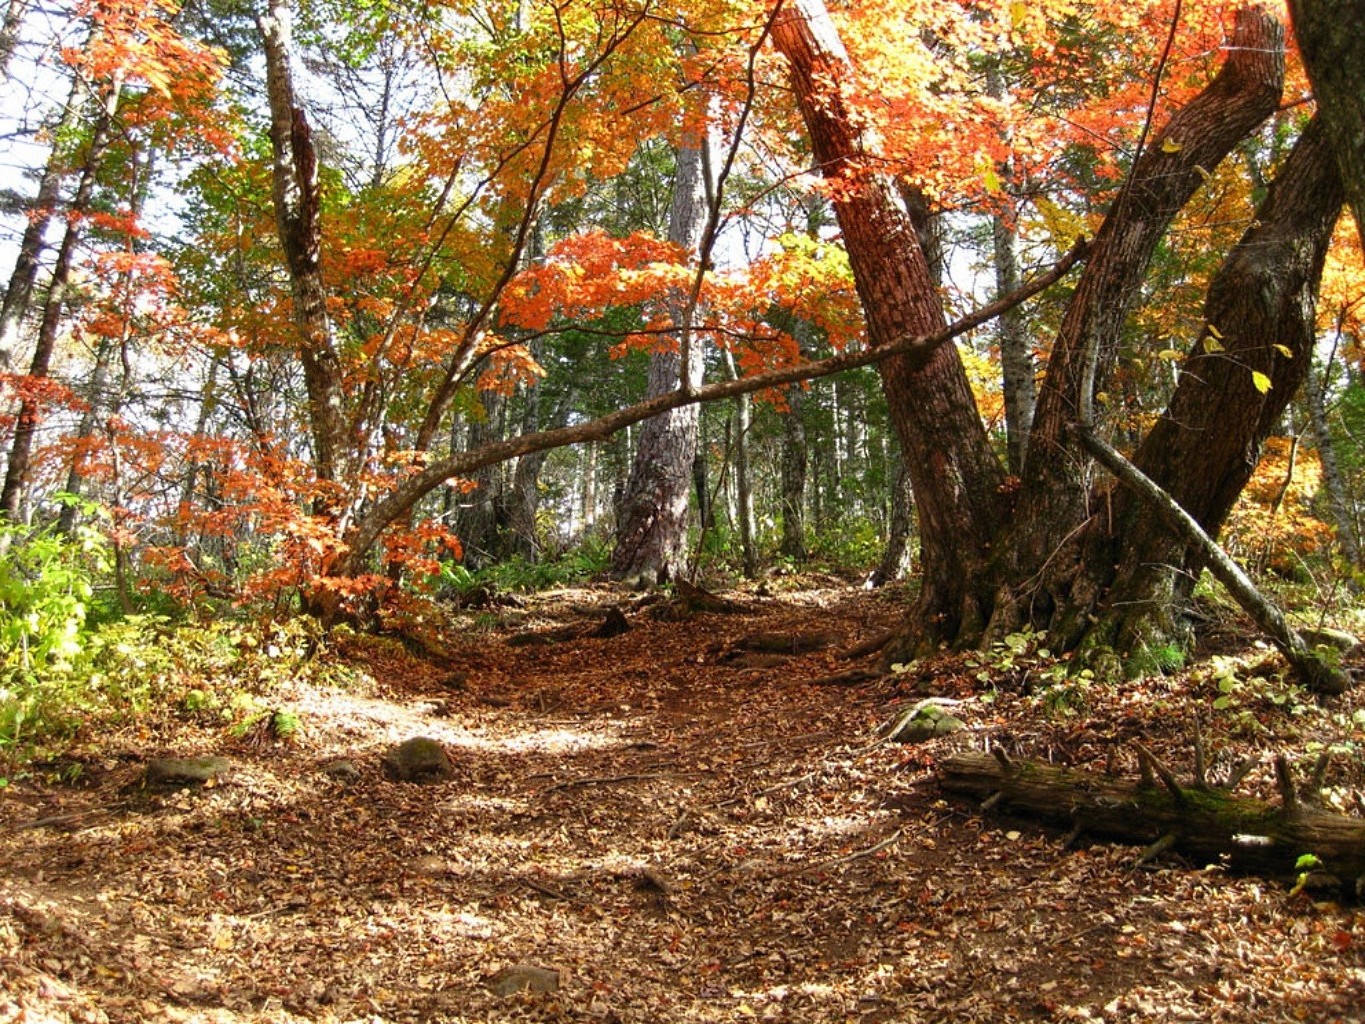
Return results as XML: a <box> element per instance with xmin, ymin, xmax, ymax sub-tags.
<box><xmin>939</xmin><ymin>751</ymin><xmax>1365</xmax><ymax>891</ymax></box>
<box><xmin>1304</xmin><ymin>349</ymin><xmax>1361</xmax><ymax>568</ymax></box>
<box><xmin>994</xmin><ymin>210</ymin><xmax>1033</xmax><ymax>476</ymax></box>
<box><xmin>0</xmin><ymin>106</ymin><xmax>116</xmax><ymax>520</ymax></box>
<box><xmin>0</xmin><ymin>70</ymin><xmax>91</xmax><ymax>372</ymax></box>
<box><xmin>722</xmin><ymin>348</ymin><xmax>757</xmax><ymax>577</ymax></box>
<box><xmin>870</xmin><ymin>446</ymin><xmax>913</xmax><ymax>587</ymax></box>
<box><xmin>1081</xmin><ymin>116</ymin><xmax>1343</xmax><ymax>664</ymax></box>
<box><xmin>1291</xmin><ymin>0</ymin><xmax>1365</xmax><ymax>250</ymax></box>
<box><xmin>1003</xmin><ymin>7</ymin><xmax>1286</xmax><ymax>642</ymax></box>
<box><xmin>772</xmin><ymin>0</ymin><xmax>1006</xmax><ymax>652</ymax></box>
<box><xmin>611</xmin><ymin>127</ymin><xmax>709</xmax><ymax>585</ymax></box>
<box><xmin>455</xmin><ymin>391</ymin><xmax>508</xmax><ymax>569</ymax></box>
<box><xmin>258</xmin><ymin>0</ymin><xmax>347</xmax><ymax>490</ymax></box>
<box><xmin>779</xmin><ymin>379</ymin><xmax>807</xmax><ymax>560</ymax></box>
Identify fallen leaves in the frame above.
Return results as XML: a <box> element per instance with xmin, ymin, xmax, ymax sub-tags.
<box><xmin>0</xmin><ymin>582</ymin><xmax>1363</xmax><ymax>1022</ymax></box>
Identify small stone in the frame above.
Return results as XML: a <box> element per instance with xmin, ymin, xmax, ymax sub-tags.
<box><xmin>321</xmin><ymin>759</ymin><xmax>360</xmax><ymax>781</ymax></box>
<box><xmin>382</xmin><ymin>737</ymin><xmax>455</xmax><ymax>784</ymax></box>
<box><xmin>412</xmin><ymin>855</ymin><xmax>449</xmax><ymax>876</ymax></box>
<box><xmin>885</xmin><ymin>702</ymin><xmax>965</xmax><ymax>744</ymax></box>
<box><xmin>143</xmin><ymin>756</ymin><xmax>231</xmax><ymax>787</ymax></box>
<box><xmin>487</xmin><ymin>964</ymin><xmax>561</xmax><ymax>996</ymax></box>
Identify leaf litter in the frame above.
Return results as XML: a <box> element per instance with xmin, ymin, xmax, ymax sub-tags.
<box><xmin>1</xmin><ymin>580</ymin><xmax>1363</xmax><ymax>1023</ymax></box>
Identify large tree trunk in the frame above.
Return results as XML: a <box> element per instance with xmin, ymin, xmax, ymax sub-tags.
<box><xmin>772</xmin><ymin>0</ymin><xmax>1006</xmax><ymax>652</ymax></box>
<box><xmin>611</xmin><ymin>127</ymin><xmax>709</xmax><ymax>585</ymax></box>
<box><xmin>1291</xmin><ymin>0</ymin><xmax>1365</xmax><ymax>250</ymax></box>
<box><xmin>1001</xmin><ymin>7</ymin><xmax>1286</xmax><ymax>645</ymax></box>
<box><xmin>1080</xmin><ymin>117</ymin><xmax>1343</xmax><ymax>663</ymax></box>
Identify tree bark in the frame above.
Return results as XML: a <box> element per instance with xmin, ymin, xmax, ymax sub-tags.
<box><xmin>0</xmin><ymin>105</ymin><xmax>115</xmax><ymax>519</ymax></box>
<box><xmin>870</xmin><ymin>447</ymin><xmax>913</xmax><ymax>587</ymax></box>
<box><xmin>940</xmin><ymin>751</ymin><xmax>1365</xmax><ymax>891</ymax></box>
<box><xmin>258</xmin><ymin>0</ymin><xmax>347</xmax><ymax>489</ymax></box>
<box><xmin>1004</xmin><ymin>7</ymin><xmax>1286</xmax><ymax>640</ymax></box>
<box><xmin>1304</xmin><ymin>349</ymin><xmax>1361</xmax><ymax>568</ymax></box>
<box><xmin>611</xmin><ymin>127</ymin><xmax>709</xmax><ymax>585</ymax></box>
<box><xmin>0</xmin><ymin>70</ymin><xmax>91</xmax><ymax>373</ymax></box>
<box><xmin>1083</xmin><ymin>116</ymin><xmax>1344</xmax><ymax>665</ymax></box>
<box><xmin>779</xmin><ymin>379</ymin><xmax>808</xmax><ymax>560</ymax></box>
<box><xmin>772</xmin><ymin>0</ymin><xmax>1007</xmax><ymax>651</ymax></box>
<box><xmin>1291</xmin><ymin>0</ymin><xmax>1365</xmax><ymax>250</ymax></box>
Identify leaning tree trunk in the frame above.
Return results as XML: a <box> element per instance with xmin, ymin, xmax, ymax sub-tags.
<box><xmin>0</xmin><ymin>69</ymin><xmax>92</xmax><ymax>372</ymax></box>
<box><xmin>773</xmin><ymin>0</ymin><xmax>1007</xmax><ymax>654</ymax></box>
<box><xmin>998</xmin><ymin>6</ymin><xmax>1286</xmax><ymax>645</ymax></box>
<box><xmin>1080</xmin><ymin>116</ymin><xmax>1343</xmax><ymax>664</ymax></box>
<box><xmin>611</xmin><ymin>126</ymin><xmax>710</xmax><ymax>586</ymax></box>
<box><xmin>1291</xmin><ymin>0</ymin><xmax>1365</xmax><ymax>250</ymax></box>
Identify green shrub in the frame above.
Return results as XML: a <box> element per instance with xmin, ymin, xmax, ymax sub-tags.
<box><xmin>0</xmin><ymin>511</ymin><xmax>113</xmax><ymax>747</ymax></box>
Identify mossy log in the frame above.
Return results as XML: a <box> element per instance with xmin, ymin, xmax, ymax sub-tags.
<box><xmin>938</xmin><ymin>750</ymin><xmax>1365</xmax><ymax>894</ymax></box>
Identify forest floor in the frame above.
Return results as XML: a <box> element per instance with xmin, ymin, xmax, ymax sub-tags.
<box><xmin>2</xmin><ymin>578</ymin><xmax>1365</xmax><ymax>1023</ymax></box>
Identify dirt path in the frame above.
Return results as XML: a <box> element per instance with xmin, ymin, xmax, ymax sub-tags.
<box><xmin>1</xmin><ymin>583</ymin><xmax>1363</xmax><ymax>1022</ymax></box>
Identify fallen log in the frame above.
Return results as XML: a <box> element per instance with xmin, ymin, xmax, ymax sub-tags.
<box><xmin>938</xmin><ymin>750</ymin><xmax>1365</xmax><ymax>895</ymax></box>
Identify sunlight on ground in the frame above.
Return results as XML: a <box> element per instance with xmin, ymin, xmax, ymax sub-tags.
<box><xmin>285</xmin><ymin>684</ymin><xmax>630</xmax><ymax>756</ymax></box>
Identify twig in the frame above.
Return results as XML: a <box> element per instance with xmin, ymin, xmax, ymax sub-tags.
<box><xmin>1132</xmin><ymin>742</ymin><xmax>1186</xmax><ymax>805</ymax></box>
<box><xmin>542</xmin><ymin>770</ymin><xmax>681</xmax><ymax>793</ymax></box>
<box><xmin>1274</xmin><ymin>754</ymin><xmax>1299</xmax><ymax>814</ymax></box>
<box><xmin>1</xmin><ymin>806</ymin><xmax>118</xmax><ymax>835</ymax></box>
<box><xmin>1135</xmin><ymin>832</ymin><xmax>1179</xmax><ymax>867</ymax></box>
<box><xmin>778</xmin><ymin>828</ymin><xmax>903</xmax><ymax>878</ymax></box>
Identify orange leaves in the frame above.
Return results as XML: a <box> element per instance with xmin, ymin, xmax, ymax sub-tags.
<box><xmin>500</xmin><ymin>230</ymin><xmax>690</xmax><ymax>334</ymax></box>
<box><xmin>66</xmin><ymin>0</ymin><xmax>226</xmax><ymax>106</ymax></box>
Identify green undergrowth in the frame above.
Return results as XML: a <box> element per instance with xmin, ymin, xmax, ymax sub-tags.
<box><xmin>0</xmin><ymin>512</ymin><xmax>367</xmax><ymax>770</ymax></box>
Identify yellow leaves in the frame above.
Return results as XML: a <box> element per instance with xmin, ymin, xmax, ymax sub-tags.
<box><xmin>1251</xmin><ymin>370</ymin><xmax>1272</xmax><ymax>394</ymax></box>
<box><xmin>1161</xmin><ymin>138</ymin><xmax>1183</xmax><ymax>154</ymax></box>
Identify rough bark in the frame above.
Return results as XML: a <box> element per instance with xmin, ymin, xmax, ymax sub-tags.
<box><xmin>1291</xmin><ymin>0</ymin><xmax>1365</xmax><ymax>249</ymax></box>
<box><xmin>772</xmin><ymin>0</ymin><xmax>1007</xmax><ymax>651</ymax></box>
<box><xmin>611</xmin><ymin>128</ymin><xmax>709</xmax><ymax>585</ymax></box>
<box><xmin>1003</xmin><ymin>7</ymin><xmax>1286</xmax><ymax>638</ymax></box>
<box><xmin>939</xmin><ymin>750</ymin><xmax>1365</xmax><ymax>891</ymax></box>
<box><xmin>1083</xmin><ymin>117</ymin><xmax>1344</xmax><ymax>666</ymax></box>
<box><xmin>258</xmin><ymin>0</ymin><xmax>347</xmax><ymax>488</ymax></box>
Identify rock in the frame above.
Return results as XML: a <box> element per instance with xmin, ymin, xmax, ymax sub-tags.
<box><xmin>884</xmin><ymin>701</ymin><xmax>965</xmax><ymax>744</ymax></box>
<box><xmin>487</xmin><ymin>964</ymin><xmax>561</xmax><ymax>996</ymax></box>
<box><xmin>411</xmin><ymin>855</ymin><xmax>450</xmax><ymax>876</ymax></box>
<box><xmin>382</xmin><ymin>737</ymin><xmax>455</xmax><ymax>784</ymax></box>
<box><xmin>143</xmin><ymin>756</ymin><xmax>231</xmax><ymax>787</ymax></box>
<box><xmin>320</xmin><ymin>759</ymin><xmax>360</xmax><ymax>781</ymax></box>
<box><xmin>1300</xmin><ymin>626</ymin><xmax>1360</xmax><ymax>654</ymax></box>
